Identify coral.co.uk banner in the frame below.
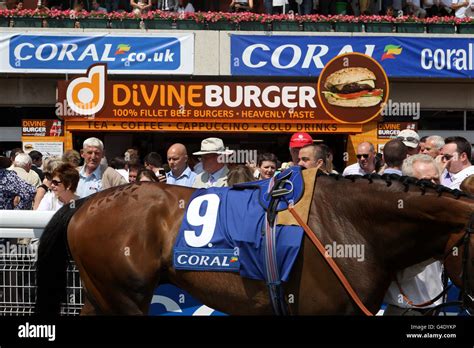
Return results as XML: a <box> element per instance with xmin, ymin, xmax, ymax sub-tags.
<box><xmin>0</xmin><ymin>32</ymin><xmax>194</xmax><ymax>74</ymax></box>
<box><xmin>230</xmin><ymin>34</ymin><xmax>474</xmax><ymax>79</ymax></box>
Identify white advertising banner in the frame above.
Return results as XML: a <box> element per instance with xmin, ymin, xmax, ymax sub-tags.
<box><xmin>0</xmin><ymin>32</ymin><xmax>194</xmax><ymax>74</ymax></box>
<box><xmin>23</xmin><ymin>141</ymin><xmax>63</xmax><ymax>157</ymax></box>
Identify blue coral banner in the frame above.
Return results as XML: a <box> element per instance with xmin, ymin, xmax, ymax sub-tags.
<box><xmin>230</xmin><ymin>34</ymin><xmax>474</xmax><ymax>79</ymax></box>
<box><xmin>0</xmin><ymin>32</ymin><xmax>194</xmax><ymax>74</ymax></box>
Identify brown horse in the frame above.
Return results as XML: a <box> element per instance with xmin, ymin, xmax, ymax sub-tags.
<box><xmin>36</xmin><ymin>173</ymin><xmax>474</xmax><ymax>315</ymax></box>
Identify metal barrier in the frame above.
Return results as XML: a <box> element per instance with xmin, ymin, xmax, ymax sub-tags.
<box><xmin>0</xmin><ymin>211</ymin><xmax>84</xmax><ymax>316</ymax></box>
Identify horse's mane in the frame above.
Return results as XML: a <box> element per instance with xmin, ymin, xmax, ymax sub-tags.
<box><xmin>317</xmin><ymin>171</ymin><xmax>472</xmax><ymax>200</ymax></box>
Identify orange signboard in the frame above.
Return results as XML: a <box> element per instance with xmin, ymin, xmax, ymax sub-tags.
<box><xmin>56</xmin><ymin>64</ymin><xmax>387</xmax><ymax>126</ymax></box>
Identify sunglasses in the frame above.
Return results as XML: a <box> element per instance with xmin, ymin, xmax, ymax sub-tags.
<box><xmin>356</xmin><ymin>154</ymin><xmax>369</xmax><ymax>159</ymax></box>
<box><xmin>51</xmin><ymin>179</ymin><xmax>62</xmax><ymax>186</ymax></box>
<box><xmin>396</xmin><ymin>136</ymin><xmax>420</xmax><ymax>145</ymax></box>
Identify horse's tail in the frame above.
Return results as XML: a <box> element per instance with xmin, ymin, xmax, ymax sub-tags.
<box><xmin>35</xmin><ymin>198</ymin><xmax>88</xmax><ymax>316</ymax></box>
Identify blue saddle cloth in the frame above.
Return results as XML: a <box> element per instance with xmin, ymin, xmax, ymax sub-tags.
<box><xmin>173</xmin><ymin>167</ymin><xmax>305</xmax><ymax>282</ymax></box>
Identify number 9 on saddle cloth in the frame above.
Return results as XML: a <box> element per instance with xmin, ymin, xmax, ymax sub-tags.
<box><xmin>173</xmin><ymin>167</ymin><xmax>306</xmax><ymax>283</ymax></box>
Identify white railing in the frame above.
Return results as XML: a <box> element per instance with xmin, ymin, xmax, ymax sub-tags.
<box><xmin>0</xmin><ymin>210</ymin><xmax>83</xmax><ymax>316</ymax></box>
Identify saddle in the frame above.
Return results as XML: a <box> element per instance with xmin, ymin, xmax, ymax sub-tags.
<box><xmin>232</xmin><ymin>166</ymin><xmax>317</xmax><ymax>226</ymax></box>
<box><xmin>234</xmin><ymin>166</ymin><xmax>318</xmax><ymax>315</ymax></box>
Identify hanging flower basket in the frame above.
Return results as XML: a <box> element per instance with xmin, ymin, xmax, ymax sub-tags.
<box><xmin>80</xmin><ymin>18</ymin><xmax>109</xmax><ymax>28</ymax></box>
<box><xmin>207</xmin><ymin>20</ymin><xmax>236</xmax><ymax>30</ymax></box>
<box><xmin>426</xmin><ymin>23</ymin><xmax>455</xmax><ymax>33</ymax></box>
<box><xmin>329</xmin><ymin>15</ymin><xmax>363</xmax><ymax>32</ymax></box>
<box><xmin>334</xmin><ymin>22</ymin><xmax>362</xmax><ymax>32</ymax></box>
<box><xmin>361</xmin><ymin>16</ymin><xmax>395</xmax><ymax>32</ymax></box>
<box><xmin>0</xmin><ymin>17</ymin><xmax>9</xmax><ymax>27</ymax></box>
<box><xmin>395</xmin><ymin>16</ymin><xmax>425</xmax><ymax>33</ymax></box>
<box><xmin>108</xmin><ymin>11</ymin><xmax>142</xmax><ymax>29</ymax></box>
<box><xmin>175</xmin><ymin>19</ymin><xmax>205</xmax><ymax>30</ymax></box>
<box><xmin>144</xmin><ymin>18</ymin><xmax>173</xmax><ymax>29</ymax></box>
<box><xmin>12</xmin><ymin>17</ymin><xmax>44</xmax><ymax>27</ymax></box>
<box><xmin>457</xmin><ymin>23</ymin><xmax>474</xmax><ymax>34</ymax></box>
<box><xmin>272</xmin><ymin>20</ymin><xmax>301</xmax><ymax>31</ymax></box>
<box><xmin>45</xmin><ymin>18</ymin><xmax>77</xmax><ymax>28</ymax></box>
<box><xmin>238</xmin><ymin>21</ymin><xmax>270</xmax><ymax>31</ymax></box>
<box><xmin>396</xmin><ymin>22</ymin><xmax>424</xmax><ymax>33</ymax></box>
<box><xmin>303</xmin><ymin>21</ymin><xmax>332</xmax><ymax>32</ymax></box>
<box><xmin>141</xmin><ymin>11</ymin><xmax>175</xmax><ymax>29</ymax></box>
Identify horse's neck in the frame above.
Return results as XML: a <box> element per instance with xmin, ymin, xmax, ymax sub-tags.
<box><xmin>352</xmin><ymin>185</ymin><xmax>471</xmax><ymax>271</ymax></box>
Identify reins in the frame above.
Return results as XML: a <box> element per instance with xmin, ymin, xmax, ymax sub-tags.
<box><xmin>287</xmin><ymin>203</ymin><xmax>374</xmax><ymax>316</ymax></box>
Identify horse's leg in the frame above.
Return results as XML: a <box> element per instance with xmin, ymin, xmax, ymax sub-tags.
<box><xmin>80</xmin><ymin>297</ymin><xmax>99</xmax><ymax>316</ymax></box>
<box><xmin>73</xmin><ymin>254</ymin><xmax>159</xmax><ymax>315</ymax></box>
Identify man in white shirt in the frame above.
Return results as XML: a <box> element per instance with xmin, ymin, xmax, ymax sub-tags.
<box><xmin>384</xmin><ymin>154</ymin><xmax>443</xmax><ymax>315</ymax></box>
<box><xmin>342</xmin><ymin>142</ymin><xmax>376</xmax><ymax>176</ymax></box>
<box><xmin>451</xmin><ymin>0</ymin><xmax>474</xmax><ymax>17</ymax></box>
<box><xmin>192</xmin><ymin>138</ymin><xmax>233</xmax><ymax>188</ymax></box>
<box><xmin>12</xmin><ymin>153</ymin><xmax>41</xmax><ymax>188</ymax></box>
<box><xmin>439</xmin><ymin>136</ymin><xmax>474</xmax><ymax>190</ymax></box>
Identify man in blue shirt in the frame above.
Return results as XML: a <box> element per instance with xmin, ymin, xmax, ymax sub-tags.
<box><xmin>166</xmin><ymin>143</ymin><xmax>196</xmax><ymax>187</ymax></box>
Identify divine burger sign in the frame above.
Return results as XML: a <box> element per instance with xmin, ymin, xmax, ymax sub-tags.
<box><xmin>57</xmin><ymin>55</ymin><xmax>389</xmax><ymax>125</ymax></box>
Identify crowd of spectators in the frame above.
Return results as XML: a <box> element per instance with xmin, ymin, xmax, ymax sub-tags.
<box><xmin>2</xmin><ymin>130</ymin><xmax>474</xmax><ymax>212</ymax></box>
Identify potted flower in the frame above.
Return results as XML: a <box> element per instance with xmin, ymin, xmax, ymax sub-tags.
<box><xmin>204</xmin><ymin>11</ymin><xmax>238</xmax><ymax>31</ymax></box>
<box><xmin>362</xmin><ymin>15</ymin><xmax>395</xmax><ymax>33</ymax></box>
<box><xmin>143</xmin><ymin>10</ymin><xmax>175</xmax><ymax>30</ymax></box>
<box><xmin>174</xmin><ymin>11</ymin><xmax>206</xmax><ymax>30</ymax></box>
<box><xmin>457</xmin><ymin>16</ymin><xmax>474</xmax><ymax>34</ymax></box>
<box><xmin>395</xmin><ymin>15</ymin><xmax>425</xmax><ymax>33</ymax></box>
<box><xmin>0</xmin><ymin>9</ymin><xmax>12</xmax><ymax>27</ymax></box>
<box><xmin>76</xmin><ymin>10</ymin><xmax>109</xmax><ymax>29</ymax></box>
<box><xmin>236</xmin><ymin>12</ymin><xmax>271</xmax><ymax>31</ymax></box>
<box><xmin>329</xmin><ymin>15</ymin><xmax>363</xmax><ymax>32</ymax></box>
<box><xmin>271</xmin><ymin>12</ymin><xmax>302</xmax><ymax>32</ymax></box>
<box><xmin>108</xmin><ymin>10</ymin><xmax>142</xmax><ymax>29</ymax></box>
<box><xmin>424</xmin><ymin>16</ymin><xmax>456</xmax><ymax>33</ymax></box>
<box><xmin>11</xmin><ymin>8</ymin><xmax>48</xmax><ymax>28</ymax></box>
<box><xmin>45</xmin><ymin>9</ymin><xmax>77</xmax><ymax>28</ymax></box>
<box><xmin>300</xmin><ymin>14</ymin><xmax>332</xmax><ymax>32</ymax></box>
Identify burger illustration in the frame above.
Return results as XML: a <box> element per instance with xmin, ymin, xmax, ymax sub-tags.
<box><xmin>24</xmin><ymin>144</ymin><xmax>34</xmax><ymax>151</ymax></box>
<box><xmin>322</xmin><ymin>67</ymin><xmax>383</xmax><ymax>108</ymax></box>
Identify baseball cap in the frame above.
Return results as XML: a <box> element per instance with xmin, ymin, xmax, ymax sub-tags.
<box><xmin>289</xmin><ymin>132</ymin><xmax>313</xmax><ymax>148</ymax></box>
<box><xmin>396</xmin><ymin>129</ymin><xmax>420</xmax><ymax>149</ymax></box>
